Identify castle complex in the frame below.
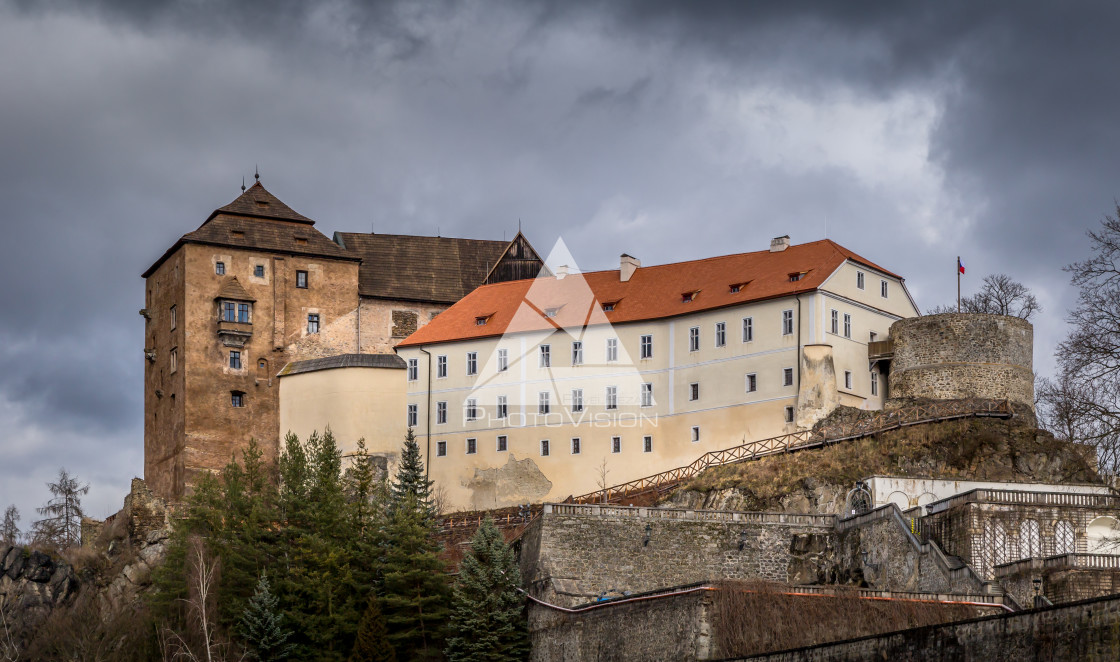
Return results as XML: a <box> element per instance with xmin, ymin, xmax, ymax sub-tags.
<box><xmin>135</xmin><ymin>181</ymin><xmax>1120</xmax><ymax>659</ymax></box>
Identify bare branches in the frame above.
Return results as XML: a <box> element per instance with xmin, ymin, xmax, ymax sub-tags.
<box><xmin>0</xmin><ymin>603</ymin><xmax>19</xmax><ymax>662</ymax></box>
<box><xmin>926</xmin><ymin>273</ymin><xmax>1040</xmax><ymax>320</ymax></box>
<box><xmin>161</xmin><ymin>536</ymin><xmax>244</xmax><ymax>662</ymax></box>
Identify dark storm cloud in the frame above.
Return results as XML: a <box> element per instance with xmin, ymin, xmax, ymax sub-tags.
<box><xmin>3</xmin><ymin>0</ymin><xmax>1120</xmax><ymax>521</ymax></box>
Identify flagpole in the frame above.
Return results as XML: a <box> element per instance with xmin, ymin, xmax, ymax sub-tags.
<box><xmin>957</xmin><ymin>256</ymin><xmax>961</xmax><ymax>313</ymax></box>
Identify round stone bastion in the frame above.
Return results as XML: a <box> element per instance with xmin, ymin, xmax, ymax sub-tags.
<box><xmin>887</xmin><ymin>313</ymin><xmax>1033</xmax><ymax>408</ymax></box>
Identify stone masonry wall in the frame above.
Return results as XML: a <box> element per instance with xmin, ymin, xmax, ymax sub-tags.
<box><xmin>521</xmin><ymin>506</ymin><xmax>836</xmax><ymax>607</ymax></box>
<box><xmin>736</xmin><ymin>593</ymin><xmax>1120</xmax><ymax>661</ymax></box>
<box><xmin>888</xmin><ymin>313</ymin><xmax>1033</xmax><ymax>408</ymax></box>
<box><xmin>528</xmin><ymin>589</ymin><xmax>712</xmax><ymax>662</ymax></box>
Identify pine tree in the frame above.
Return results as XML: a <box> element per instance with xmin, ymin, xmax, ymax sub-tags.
<box><xmin>33</xmin><ymin>468</ymin><xmax>89</xmax><ymax>548</ymax></box>
<box><xmin>389</xmin><ymin>428</ymin><xmax>434</xmax><ymax>516</ymax></box>
<box><xmin>445</xmin><ymin>517</ymin><xmax>530</xmax><ymax>662</ymax></box>
<box><xmin>350</xmin><ymin>597</ymin><xmax>397</xmax><ymax>662</ymax></box>
<box><xmin>1</xmin><ymin>505</ymin><xmax>19</xmax><ymax>546</ymax></box>
<box><xmin>240</xmin><ymin>573</ymin><xmax>294</xmax><ymax>662</ymax></box>
<box><xmin>380</xmin><ymin>493</ymin><xmax>450</xmax><ymax>660</ymax></box>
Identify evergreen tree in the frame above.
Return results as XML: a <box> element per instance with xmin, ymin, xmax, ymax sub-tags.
<box><xmin>380</xmin><ymin>493</ymin><xmax>450</xmax><ymax>660</ymax></box>
<box><xmin>350</xmin><ymin>597</ymin><xmax>397</xmax><ymax>662</ymax></box>
<box><xmin>445</xmin><ymin>517</ymin><xmax>530</xmax><ymax>662</ymax></box>
<box><xmin>32</xmin><ymin>468</ymin><xmax>89</xmax><ymax>548</ymax></box>
<box><xmin>389</xmin><ymin>427</ymin><xmax>434</xmax><ymax>516</ymax></box>
<box><xmin>240</xmin><ymin>572</ymin><xmax>294</xmax><ymax>662</ymax></box>
<box><xmin>1</xmin><ymin>505</ymin><xmax>19</xmax><ymax>546</ymax></box>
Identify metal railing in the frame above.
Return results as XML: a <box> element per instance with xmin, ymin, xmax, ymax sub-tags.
<box><xmin>572</xmin><ymin>398</ymin><xmax>1014</xmax><ymax>504</ymax></box>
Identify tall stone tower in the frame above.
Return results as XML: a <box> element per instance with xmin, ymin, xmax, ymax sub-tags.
<box><xmin>141</xmin><ymin>182</ymin><xmax>361</xmax><ymax>499</ymax></box>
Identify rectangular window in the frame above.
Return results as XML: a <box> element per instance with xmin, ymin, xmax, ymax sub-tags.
<box><xmin>539</xmin><ymin>392</ymin><xmax>551</xmax><ymax>415</ymax></box>
<box><xmin>407</xmin><ymin>404</ymin><xmax>418</xmax><ymax>427</ymax></box>
<box><xmin>881</xmin><ymin>280</ymin><xmax>889</xmax><ymax>298</ymax></box>
<box><xmin>691</xmin><ymin>426</ymin><xmax>700</xmax><ymax>443</ymax></box>
<box><xmin>540</xmin><ymin>439</ymin><xmax>550</xmax><ymax>456</ymax></box>
<box><xmin>229</xmin><ymin>350</ymin><xmax>242</xmax><ymax>370</ymax></box>
<box><xmin>612</xmin><ymin>436</ymin><xmax>621</xmax><ymax>454</ymax></box>
<box><xmin>540</xmin><ymin>345</ymin><xmax>551</xmax><ymax>368</ymax></box>
<box><xmin>252</xmin><ymin>264</ymin><xmax>264</xmax><ymax>278</ymax></box>
<box><xmin>572</xmin><ymin>341</ymin><xmax>583</xmax><ymax>366</ymax></box>
<box><xmin>689</xmin><ymin>326</ymin><xmax>700</xmax><ymax>352</ymax></box>
<box><xmin>641</xmin><ymin>383</ymin><xmax>653</xmax><ymax>407</ymax></box>
<box><xmin>497</xmin><ymin>435</ymin><xmax>508</xmax><ymax>452</ymax></box>
<box><xmin>466</xmin><ymin>352</ymin><xmax>478</xmax><ymax>376</ymax></box>
<box><xmin>871</xmin><ymin>371</ymin><xmax>879</xmax><ymax>396</ymax></box>
<box><xmin>170</xmin><ymin>348</ymin><xmax>177</xmax><ymax>373</ymax></box>
<box><xmin>640</xmin><ymin>334</ymin><xmax>653</xmax><ymax>359</ymax></box>
<box><xmin>643</xmin><ymin>435</ymin><xmax>653</xmax><ymax>453</ymax></box>
<box><xmin>238</xmin><ymin>303</ymin><xmax>250</xmax><ymax>323</ymax></box>
<box><xmin>437</xmin><ymin>355</ymin><xmax>447</xmax><ymax>378</ymax></box>
<box><xmin>436</xmin><ymin>401</ymin><xmax>447</xmax><ymax>425</ymax></box>
<box><xmin>783</xmin><ymin>367</ymin><xmax>794</xmax><ymax>387</ymax></box>
<box><xmin>715</xmin><ymin>322</ymin><xmax>726</xmax><ymax>347</ymax></box>
<box><xmin>437</xmin><ymin>441</ymin><xmax>447</xmax><ymax>457</ymax></box>
<box><xmin>606</xmin><ymin>338</ymin><xmax>618</xmax><ymax>362</ymax></box>
<box><xmin>831</xmin><ymin>309</ymin><xmax>839</xmax><ymax>335</ymax></box>
<box><xmin>497</xmin><ymin>395</ymin><xmax>508</xmax><ymax>419</ymax></box>
<box><xmin>743</xmin><ymin>317</ymin><xmax>754</xmax><ymax>342</ymax></box>
<box><xmin>465</xmin><ymin>398</ymin><xmax>478</xmax><ymax>421</ymax></box>
<box><xmin>307</xmin><ymin>314</ymin><xmax>320</xmax><ymax>334</ymax></box>
<box><xmin>844</xmin><ymin>371</ymin><xmax>853</xmax><ymax>390</ymax></box>
<box><xmin>606</xmin><ymin>386</ymin><xmax>618</xmax><ymax>410</ymax></box>
<box><xmin>223</xmin><ymin>301</ymin><xmax>236</xmax><ymax>322</ymax></box>
<box><xmin>857</xmin><ymin>271</ymin><xmax>865</xmax><ymax>290</ymax></box>
<box><xmin>689</xmin><ymin>382</ymin><xmax>699</xmax><ymax>401</ymax></box>
<box><xmin>785</xmin><ymin>406</ymin><xmax>795</xmax><ymax>423</ymax></box>
<box><xmin>570</xmin><ymin>438</ymin><xmax>581</xmax><ymax>455</ymax></box>
<box><xmin>215</xmin><ymin>261</ymin><xmax>225</xmax><ymax>275</ymax></box>
<box><xmin>296</xmin><ymin>270</ymin><xmax>308</xmax><ymax>288</ymax></box>
<box><xmin>231</xmin><ymin>392</ymin><xmax>244</xmax><ymax>407</ymax></box>
<box><xmin>571</xmin><ymin>389</ymin><xmax>584</xmax><ymax>413</ymax></box>
<box><xmin>497</xmin><ymin>348</ymin><xmax>509</xmax><ymax>372</ymax></box>
<box><xmin>169</xmin><ymin>305</ymin><xmax>177</xmax><ymax>330</ymax></box>
<box><xmin>843</xmin><ymin>313</ymin><xmax>852</xmax><ymax>339</ymax></box>
<box><xmin>466</xmin><ymin>438</ymin><xmax>477</xmax><ymax>455</ymax></box>
<box><xmin>407</xmin><ymin>358</ymin><xmax>419</xmax><ymax>381</ymax></box>
<box><xmin>746</xmin><ymin>373</ymin><xmax>757</xmax><ymax>393</ymax></box>
<box><xmin>782</xmin><ymin>310</ymin><xmax>794</xmax><ymax>335</ymax></box>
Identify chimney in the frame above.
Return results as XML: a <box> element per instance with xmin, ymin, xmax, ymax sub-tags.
<box><xmin>620</xmin><ymin>254</ymin><xmax>641</xmax><ymax>282</ymax></box>
<box><xmin>770</xmin><ymin>235</ymin><xmax>791</xmax><ymax>252</ymax></box>
<box><xmin>556</xmin><ymin>264</ymin><xmax>569</xmax><ymax>280</ymax></box>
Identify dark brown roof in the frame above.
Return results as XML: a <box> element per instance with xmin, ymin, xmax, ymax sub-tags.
<box><xmin>216</xmin><ymin>276</ymin><xmax>254</xmax><ymax>302</ymax></box>
<box><xmin>142</xmin><ymin>183</ymin><xmax>358</xmax><ymax>277</ymax></box>
<box><xmin>334</xmin><ymin>232</ymin><xmax>513</xmax><ymax>303</ymax></box>
<box><xmin>278</xmin><ymin>353</ymin><xmax>406</xmax><ymax>376</ymax></box>
<box><xmin>209</xmin><ymin>181</ymin><xmax>314</xmax><ymax>224</ymax></box>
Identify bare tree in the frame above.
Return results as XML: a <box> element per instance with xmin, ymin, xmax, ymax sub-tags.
<box><xmin>0</xmin><ymin>601</ymin><xmax>18</xmax><ymax>662</ymax></box>
<box><xmin>1045</xmin><ymin>209</ymin><xmax>1120</xmax><ymax>480</ymax></box>
<box><xmin>596</xmin><ymin>458</ymin><xmax>610</xmax><ymax>504</ymax></box>
<box><xmin>1</xmin><ymin>506</ymin><xmax>19</xmax><ymax>547</ymax></box>
<box><xmin>161</xmin><ymin>536</ymin><xmax>244</xmax><ymax>662</ymax></box>
<box><xmin>926</xmin><ymin>273</ymin><xmax>1041</xmax><ymax>320</ymax></box>
<box><xmin>32</xmin><ymin>468</ymin><xmax>89</xmax><ymax>548</ymax></box>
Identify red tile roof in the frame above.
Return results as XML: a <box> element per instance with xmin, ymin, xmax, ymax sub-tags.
<box><xmin>396</xmin><ymin>239</ymin><xmax>901</xmax><ymax>348</ymax></box>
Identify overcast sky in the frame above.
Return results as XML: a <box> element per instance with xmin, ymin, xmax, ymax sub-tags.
<box><xmin>2</xmin><ymin>0</ymin><xmax>1118</xmax><ymax>524</ymax></box>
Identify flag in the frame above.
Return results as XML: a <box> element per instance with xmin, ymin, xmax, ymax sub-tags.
<box><xmin>958</xmin><ymin>258</ymin><xmax>966</xmax><ymax>275</ymax></box>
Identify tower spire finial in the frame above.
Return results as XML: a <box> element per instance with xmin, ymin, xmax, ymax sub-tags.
<box><xmin>241</xmin><ymin>176</ymin><xmax>246</xmax><ymax>193</ymax></box>
<box><xmin>254</xmin><ymin>164</ymin><xmax>260</xmax><ymax>181</ymax></box>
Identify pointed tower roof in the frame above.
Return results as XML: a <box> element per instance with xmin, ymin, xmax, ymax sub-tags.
<box><xmin>207</xmin><ymin>181</ymin><xmax>314</xmax><ymax>224</ymax></box>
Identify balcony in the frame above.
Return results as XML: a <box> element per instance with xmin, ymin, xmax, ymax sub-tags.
<box><xmin>217</xmin><ymin>319</ymin><xmax>252</xmax><ymax>348</ymax></box>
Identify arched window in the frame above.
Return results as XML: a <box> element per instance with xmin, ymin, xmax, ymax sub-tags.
<box><xmin>1055</xmin><ymin>520</ymin><xmax>1075</xmax><ymax>555</ymax></box>
<box><xmin>980</xmin><ymin>519</ymin><xmax>1008</xmax><ymax>578</ymax></box>
<box><xmin>1020</xmin><ymin>519</ymin><xmax>1041</xmax><ymax>558</ymax></box>
<box><xmin>1087</xmin><ymin>516</ymin><xmax>1120</xmax><ymax>553</ymax></box>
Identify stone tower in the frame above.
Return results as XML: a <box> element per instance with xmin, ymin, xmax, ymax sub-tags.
<box><xmin>141</xmin><ymin>182</ymin><xmax>361</xmax><ymax>499</ymax></box>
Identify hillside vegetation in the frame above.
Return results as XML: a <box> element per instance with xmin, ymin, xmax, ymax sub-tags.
<box><xmin>665</xmin><ymin>406</ymin><xmax>1101</xmax><ymax>513</ymax></box>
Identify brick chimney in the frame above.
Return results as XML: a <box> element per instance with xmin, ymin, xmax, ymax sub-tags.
<box><xmin>770</xmin><ymin>235</ymin><xmax>791</xmax><ymax>252</ymax></box>
<box><xmin>620</xmin><ymin>254</ymin><xmax>641</xmax><ymax>282</ymax></box>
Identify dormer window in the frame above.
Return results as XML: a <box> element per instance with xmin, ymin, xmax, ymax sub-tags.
<box><xmin>294</xmin><ymin>237</ymin><xmax>308</xmax><ymax>246</ymax></box>
<box><xmin>789</xmin><ymin>272</ymin><xmax>806</xmax><ymax>282</ymax></box>
<box><xmin>730</xmin><ymin>284</ymin><xmax>741</xmax><ymax>293</ymax></box>
<box><xmin>602</xmin><ymin>301</ymin><xmax>617</xmax><ymax>312</ymax></box>
<box><xmin>681</xmin><ymin>291</ymin><xmax>699</xmax><ymax>303</ymax></box>
<box><xmin>729</xmin><ymin>281</ymin><xmax>749</xmax><ymax>293</ymax></box>
<box><xmin>544</xmin><ymin>307</ymin><xmax>560</xmax><ymax>318</ymax></box>
<box><xmin>475</xmin><ymin>314</ymin><xmax>493</xmax><ymax>326</ymax></box>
